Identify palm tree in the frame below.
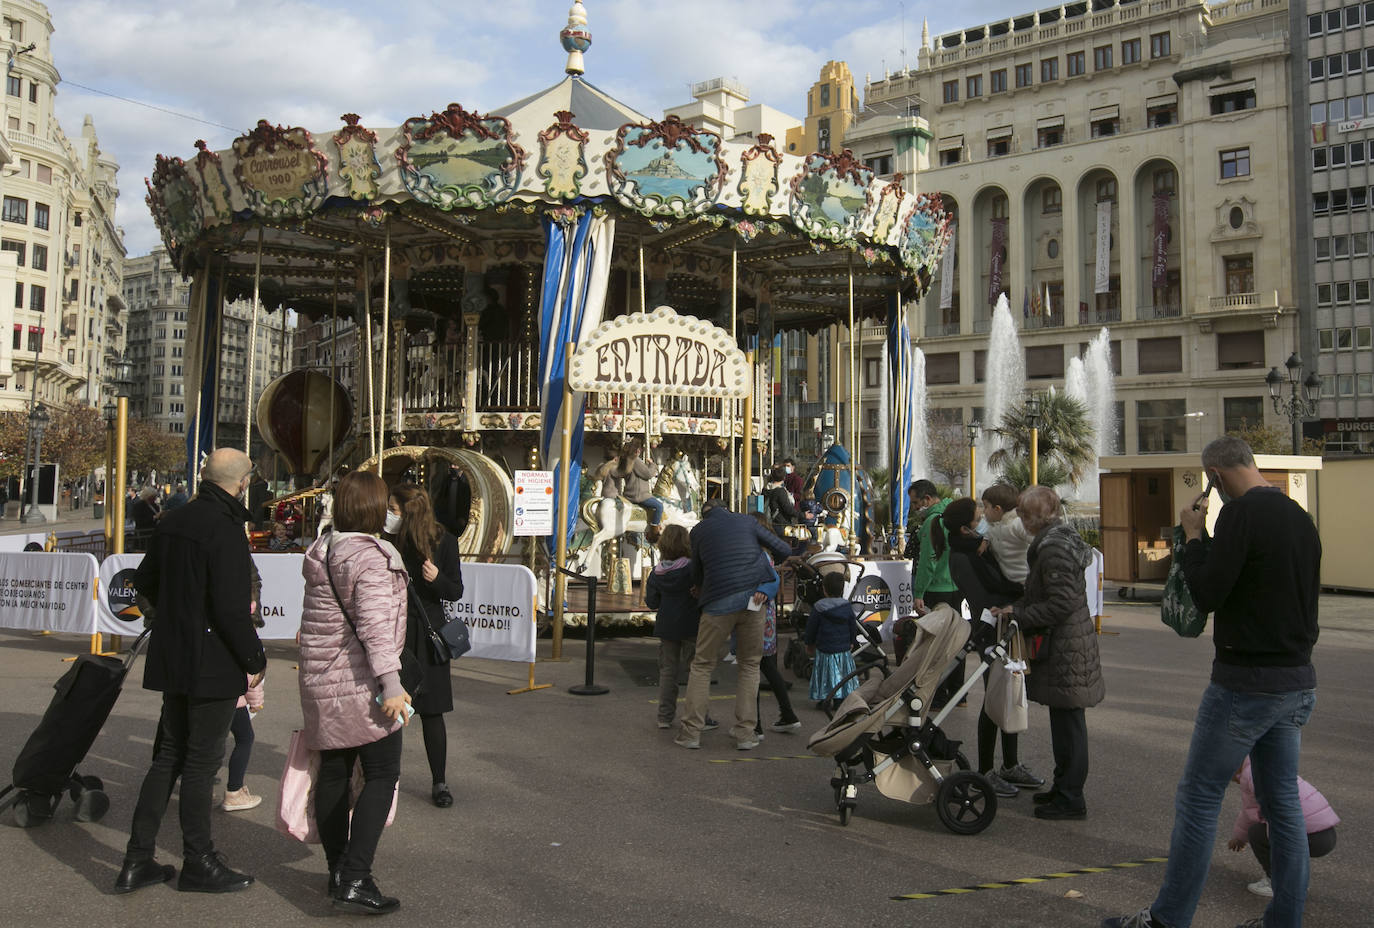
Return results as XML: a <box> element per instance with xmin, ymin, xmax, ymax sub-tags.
<box><xmin>987</xmin><ymin>390</ymin><xmax>1096</xmax><ymax>489</ymax></box>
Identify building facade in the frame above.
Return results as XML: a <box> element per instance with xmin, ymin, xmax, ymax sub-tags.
<box><xmin>122</xmin><ymin>248</ymin><xmax>294</xmax><ymax>444</ymax></box>
<box><xmin>0</xmin><ymin>0</ymin><xmax>124</xmax><ymax>414</ymax></box>
<box><xmin>785</xmin><ymin>60</ymin><xmax>861</xmax><ymax>156</ymax></box>
<box><xmin>846</xmin><ymin>0</ymin><xmax>1296</xmax><ymax>461</ymax></box>
<box><xmin>664</xmin><ymin>77</ymin><xmax>801</xmax><ymax>143</ymax></box>
<box><xmin>1297</xmin><ymin>0</ymin><xmax>1374</xmax><ymax>453</ymax></box>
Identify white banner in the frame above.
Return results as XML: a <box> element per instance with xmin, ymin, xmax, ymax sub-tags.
<box><xmin>441</xmin><ymin>562</ymin><xmax>538</xmax><ymax>663</ymax></box>
<box><xmin>97</xmin><ymin>551</ymin><xmax>306</xmax><ymax>639</ymax></box>
<box><xmin>1084</xmin><ymin>547</ymin><xmax>1104</xmax><ymax>619</ymax></box>
<box><xmin>939</xmin><ymin>220</ymin><xmax>957</xmax><ymax>310</ymax></box>
<box><xmin>0</xmin><ymin>531</ymin><xmax>55</xmax><ymax>553</ymax></box>
<box><xmin>1094</xmin><ymin>200</ymin><xmax>1112</xmax><ymax>294</ymax></box>
<box><xmin>0</xmin><ymin>551</ymin><xmax>98</xmax><ymax>634</ymax></box>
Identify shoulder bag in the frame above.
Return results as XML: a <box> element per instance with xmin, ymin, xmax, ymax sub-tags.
<box><xmin>983</xmin><ymin>621</ymin><xmax>1030</xmax><ymax>734</ymax></box>
<box><xmin>406</xmin><ymin>583</ymin><xmax>471</xmax><ymax>662</ymax></box>
<box><xmin>1161</xmin><ymin>525</ymin><xmax>1208</xmax><ymax>638</ymax></box>
<box><xmin>324</xmin><ymin>546</ymin><xmax>426</xmax><ymax>696</ymax></box>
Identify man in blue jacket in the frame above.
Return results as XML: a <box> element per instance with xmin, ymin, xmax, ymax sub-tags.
<box><xmin>678</xmin><ymin>499</ymin><xmax>793</xmax><ymax>751</ymax></box>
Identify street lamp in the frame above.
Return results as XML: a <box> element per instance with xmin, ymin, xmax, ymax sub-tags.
<box><xmin>1025</xmin><ymin>394</ymin><xmax>1043</xmax><ymax>487</ymax></box>
<box><xmin>103</xmin><ymin>401</ymin><xmax>117</xmax><ymax>543</ymax></box>
<box><xmin>109</xmin><ymin>356</ymin><xmax>134</xmax><ymax>554</ymax></box>
<box><xmin>1264</xmin><ymin>352</ymin><xmax>1321</xmax><ymax>455</ymax></box>
<box><xmin>20</xmin><ymin>402</ymin><xmax>50</xmax><ymax>523</ymax></box>
<box><xmin>966</xmin><ymin>420</ymin><xmax>980</xmax><ymax>499</ymax></box>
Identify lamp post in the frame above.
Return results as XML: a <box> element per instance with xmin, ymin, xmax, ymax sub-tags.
<box><xmin>110</xmin><ymin>357</ymin><xmax>134</xmax><ymax>555</ymax></box>
<box><xmin>1025</xmin><ymin>394</ymin><xmax>1042</xmax><ymax>487</ymax></box>
<box><xmin>966</xmin><ymin>420</ymin><xmax>980</xmax><ymax>499</ymax></box>
<box><xmin>103</xmin><ymin>401</ymin><xmax>116</xmax><ymax>545</ymax></box>
<box><xmin>1265</xmin><ymin>352</ymin><xmax>1321</xmax><ymax>455</ymax></box>
<box><xmin>20</xmin><ymin>402</ymin><xmax>50</xmax><ymax>523</ymax></box>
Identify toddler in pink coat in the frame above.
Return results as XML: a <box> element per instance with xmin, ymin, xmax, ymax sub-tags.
<box><xmin>1228</xmin><ymin>756</ymin><xmax>1339</xmax><ymax>897</ymax></box>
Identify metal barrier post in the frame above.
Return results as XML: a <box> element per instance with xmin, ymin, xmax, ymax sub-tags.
<box><xmin>561</xmin><ymin>567</ymin><xmax>607</xmax><ymax>696</ymax></box>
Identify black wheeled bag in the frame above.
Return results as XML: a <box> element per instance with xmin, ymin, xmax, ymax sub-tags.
<box><xmin>0</xmin><ymin>631</ymin><xmax>149</xmax><ymax>827</ymax></box>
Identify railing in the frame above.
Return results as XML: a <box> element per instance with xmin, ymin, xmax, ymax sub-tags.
<box><xmin>1141</xmin><ymin>302</ymin><xmax>1182</xmax><ymax>319</ymax></box>
<box><xmin>8</xmin><ymin>130</ymin><xmax>61</xmax><ymax>156</ymax></box>
<box><xmin>973</xmin><ymin>317</ymin><xmax>994</xmax><ymax>334</ymax></box>
<box><xmin>1207</xmin><ymin>291</ymin><xmax>1273</xmax><ymax>312</ymax></box>
<box><xmin>1023</xmin><ymin>313</ymin><xmax>1065</xmax><ymax>330</ymax></box>
<box><xmin>475</xmin><ymin>340</ymin><xmax>538</xmax><ymax>411</ymax></box>
<box><xmin>924</xmin><ymin>322</ymin><xmax>962</xmax><ymax>337</ymax></box>
<box><xmin>403</xmin><ymin>338</ymin><xmax>465</xmax><ymax>413</ymax></box>
<box><xmin>1079</xmin><ymin>308</ymin><xmax>1122</xmax><ymax>325</ymax></box>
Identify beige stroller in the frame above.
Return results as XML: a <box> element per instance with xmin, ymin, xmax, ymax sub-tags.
<box><xmin>807</xmin><ymin>605</ymin><xmax>1019</xmax><ymax>834</ymax></box>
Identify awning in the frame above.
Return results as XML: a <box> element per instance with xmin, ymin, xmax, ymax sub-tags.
<box><xmin>937</xmin><ymin>134</ymin><xmax>964</xmax><ymax>150</ymax></box>
<box><xmin>1208</xmin><ymin>79</ymin><xmax>1255</xmax><ymax>96</ymax></box>
<box><xmin>1146</xmin><ymin>93</ymin><xmax>1178</xmax><ymax>108</ymax></box>
<box><xmin>1036</xmin><ymin>115</ymin><xmax>1065</xmax><ymax>129</ymax></box>
<box><xmin>986</xmin><ymin>125</ymin><xmax>1014</xmax><ymax>139</ymax></box>
<box><xmin>1090</xmin><ymin>105</ymin><xmax>1119</xmax><ymax>121</ymax></box>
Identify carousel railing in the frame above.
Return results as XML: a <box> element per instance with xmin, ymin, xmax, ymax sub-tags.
<box><xmin>476</xmin><ymin>340</ymin><xmax>540</xmax><ymax>412</ymax></box>
<box><xmin>404</xmin><ymin>338</ymin><xmax>465</xmax><ymax>413</ymax></box>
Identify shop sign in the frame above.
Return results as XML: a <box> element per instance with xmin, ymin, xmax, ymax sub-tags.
<box><xmin>567</xmin><ymin>305</ymin><xmax>749</xmax><ymax>398</ymax></box>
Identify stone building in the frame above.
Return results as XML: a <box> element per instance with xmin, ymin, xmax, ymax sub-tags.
<box><xmin>0</xmin><ymin>0</ymin><xmax>124</xmax><ymax>414</ymax></box>
<box><xmin>663</xmin><ymin>77</ymin><xmax>801</xmax><ymax>143</ymax></box>
<box><xmin>845</xmin><ymin>0</ymin><xmax>1296</xmax><ymax>459</ymax></box>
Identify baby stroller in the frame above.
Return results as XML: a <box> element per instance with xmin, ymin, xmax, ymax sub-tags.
<box><xmin>807</xmin><ymin>605</ymin><xmax>1017</xmax><ymax>834</ymax></box>
<box><xmin>783</xmin><ymin>552</ymin><xmax>886</xmax><ymax>687</ymax></box>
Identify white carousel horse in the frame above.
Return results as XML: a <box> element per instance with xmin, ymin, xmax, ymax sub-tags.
<box><xmin>570</xmin><ymin>455</ymin><xmax>701</xmax><ymax>577</ymax></box>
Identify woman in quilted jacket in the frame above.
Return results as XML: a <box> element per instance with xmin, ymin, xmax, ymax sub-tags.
<box><xmin>299</xmin><ymin>470</ymin><xmax>411</xmax><ymax>916</ymax></box>
<box><xmin>993</xmin><ymin>485</ymin><xmax>1104</xmax><ymax>821</ymax></box>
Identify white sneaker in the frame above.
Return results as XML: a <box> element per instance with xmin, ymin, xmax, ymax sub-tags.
<box><xmin>222</xmin><ymin>787</ymin><xmax>262</xmax><ymax>812</ymax></box>
<box><xmin>1246</xmin><ymin>876</ymin><xmax>1272</xmax><ymax>897</ymax></box>
<box><xmin>722</xmin><ymin>653</ymin><xmax>737</xmax><ymax>664</ymax></box>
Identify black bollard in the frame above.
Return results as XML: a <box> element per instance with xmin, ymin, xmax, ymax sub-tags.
<box><xmin>567</xmin><ymin>570</ymin><xmax>608</xmax><ymax>696</ymax></box>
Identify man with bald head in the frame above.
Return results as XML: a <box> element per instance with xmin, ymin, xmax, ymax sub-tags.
<box><xmin>116</xmin><ymin>448</ymin><xmax>266</xmax><ymax>896</ymax></box>
<box><xmin>992</xmin><ymin>485</ymin><xmax>1104</xmax><ymax>820</ymax></box>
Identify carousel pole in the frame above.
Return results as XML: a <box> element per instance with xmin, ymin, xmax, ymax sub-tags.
<box><xmin>848</xmin><ymin>255</ymin><xmax>857</xmax><ymax>550</ymax></box>
<box><xmin>893</xmin><ymin>285</ymin><xmax>905</xmax><ymax>553</ymax></box>
<box><xmin>730</xmin><ymin>247</ymin><xmax>738</xmax><ymax>509</ymax></box>
<box><xmin>209</xmin><ymin>262</ymin><xmax>227</xmax><ymax>460</ymax></box>
<box><xmin>638</xmin><ymin>242</ymin><xmax>646</xmax><ymax>314</ymax></box>
<box><xmin>379</xmin><ymin>222</ymin><xmax>392</xmax><ymax>450</ymax></box>
<box><xmin>328</xmin><ymin>271</ymin><xmax>339</xmax><ymax>480</ymax></box>
<box><xmin>246</xmin><ymin>228</ymin><xmax>264</xmax><ymax>459</ymax></box>
<box><xmin>741</xmin><ymin>350</ymin><xmax>754</xmax><ymax>509</ymax></box>
<box><xmin>362</xmin><ymin>259</ymin><xmax>377</xmax><ymax>459</ymax></box>
<box><xmin>551</xmin><ymin>341</ymin><xmax>574</xmax><ymax>661</ymax></box>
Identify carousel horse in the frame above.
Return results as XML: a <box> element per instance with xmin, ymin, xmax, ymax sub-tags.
<box><xmin>571</xmin><ymin>453</ymin><xmax>701</xmax><ymax>577</ymax></box>
<box><xmin>805</xmin><ymin>444</ymin><xmax>877</xmax><ymax>555</ymax></box>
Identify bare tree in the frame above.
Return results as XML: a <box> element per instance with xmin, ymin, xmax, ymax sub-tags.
<box><xmin>926</xmin><ymin>422</ymin><xmax>968</xmax><ymax>486</ymax></box>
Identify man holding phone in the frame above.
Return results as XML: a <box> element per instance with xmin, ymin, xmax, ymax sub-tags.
<box><xmin>1104</xmin><ymin>436</ymin><xmax>1322</xmax><ymax>928</ymax></box>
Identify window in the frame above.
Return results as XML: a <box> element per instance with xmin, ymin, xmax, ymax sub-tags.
<box><xmin>1337</xmin><ymin>327</ymin><xmax>1354</xmax><ymax>350</ymax></box>
<box><xmin>1352</xmin><ymin>50</ymin><xmax>1366</xmax><ymax>74</ymax></box>
<box><xmin>2</xmin><ymin>197</ymin><xmax>26</xmax><ymax>224</ymax></box>
<box><xmin>1315</xmin><ymin>237</ymin><xmax>1331</xmax><ymax>261</ymax></box>
<box><xmin>1139</xmin><ymin>337</ymin><xmax>1183</xmax><ymax>374</ymax></box>
<box><xmin>30</xmin><ymin>244</ymin><xmax>45</xmax><ymax>271</ymax></box>
<box><xmin>1349</xmin><ymin>5</ymin><xmax>1363</xmax><ymax>28</ymax></box>
<box><xmin>1122</xmin><ymin>38</ymin><xmax>1141</xmax><ymax>64</ymax></box>
<box><xmin>925</xmin><ymin>352</ymin><xmax>960</xmax><ymax>385</ymax></box>
<box><xmin>1217</xmin><ymin>331</ymin><xmax>1265</xmax><ymax>369</ymax></box>
<box><xmin>1147</xmin><ymin>100</ymin><xmax>1177</xmax><ymax>127</ymax></box>
<box><xmin>1312</xmin><ymin>102</ymin><xmax>1327</xmax><ymax>124</ymax></box>
<box><xmin>1220</xmin><ymin>148</ymin><xmax>1250</xmax><ymax>179</ymax></box>
<box><xmin>1211</xmin><ymin>89</ymin><xmax>1256</xmax><ymax>114</ymax></box>
<box><xmin>1361</xmin><ymin>373</ymin><xmax>1374</xmax><ymax>395</ymax></box>
<box><xmin>1026</xmin><ymin>345</ymin><xmax>1064</xmax><ymax>379</ymax></box>
<box><xmin>1037</xmin><ymin>126</ymin><xmax>1062</xmax><ymax>148</ymax></box>
<box><xmin>864</xmin><ymin>154</ymin><xmax>892</xmax><ymax>176</ymax></box>
<box><xmin>1338</xmin><ymin>374</ymin><xmax>1355</xmax><ymax>397</ymax></box>
<box><xmin>990</xmin><ymin>69</ymin><xmax>1007</xmax><ymax>93</ymax></box>
<box><xmin>987</xmin><ymin>137</ymin><xmax>1010</xmax><ymax>158</ymax></box>
<box><xmin>1015</xmin><ymin>63</ymin><xmax>1033</xmax><ymax>87</ymax></box>
<box><xmin>5</xmin><ymin>75</ymin><xmax>18</xmax><ymax>97</ymax></box>
<box><xmin>1310</xmin><ymin>58</ymin><xmax>1325</xmax><ymax>82</ymax></box>
<box><xmin>1096</xmin><ymin>178</ymin><xmax>1117</xmax><ymax>202</ymax></box>
<box><xmin>1330</xmin><ymin>98</ymin><xmax>1347</xmax><ymax>122</ymax></box>
<box><xmin>1332</xmin><ymin>188</ymin><xmax>1349</xmax><ymax>211</ymax></box>
<box><xmin>939</xmin><ymin>148</ymin><xmax>961</xmax><ymax>166</ymax></box>
<box><xmin>1335</xmin><ymin>235</ymin><xmax>1351</xmax><ymax>259</ymax></box>
<box><xmin>34</xmin><ymin>203</ymin><xmax>49</xmax><ymax>230</ymax></box>
<box><xmin>1094</xmin><ymin>45</ymin><xmax>1112</xmax><ymax>70</ymax></box>
<box><xmin>943</xmin><ymin>80</ymin><xmax>959</xmax><ymax>103</ymax></box>
<box><xmin>819</xmin><ymin>84</ymin><xmax>830</xmax><ymax>108</ymax></box>
<box><xmin>1355</xmin><ymin>233</ymin><xmax>1370</xmax><ymax>256</ymax></box>
<box><xmin>816</xmin><ymin>117</ymin><xmax>831</xmax><ymax>151</ymax></box>
<box><xmin>1318</xmin><ymin>284</ymin><xmax>1333</xmax><ymax>304</ymax></box>
<box><xmin>967</xmin><ymin>75</ymin><xmax>983</xmax><ymax>98</ymax></box>
<box><xmin>864</xmin><ymin>357</ymin><xmax>881</xmax><ymax>388</ymax></box>
<box><xmin>1</xmin><ymin>240</ymin><xmax>24</xmax><ymax>265</ymax></box>
<box><xmin>1331</xmin><ymin>144</ymin><xmax>1348</xmax><ymax>168</ymax></box>
<box><xmin>1153</xmin><ymin>168</ymin><xmax>1176</xmax><ymax>196</ymax></box>
<box><xmin>1067</xmin><ymin>51</ymin><xmax>1085</xmax><ymax>77</ymax></box>
<box><xmin>1150</xmin><ymin>32</ymin><xmax>1171</xmax><ymax>59</ymax></box>
<box><xmin>1309</xmin><ymin>13</ymin><xmax>1322</xmax><ymax>36</ymax></box>
<box><xmin>1319</xmin><ymin>328</ymin><xmax>1335</xmax><ymax>351</ymax></box>
<box><xmin>1314</xmin><ymin>192</ymin><xmax>1329</xmax><ymax>214</ymax></box>
<box><xmin>1041</xmin><ymin>58</ymin><xmax>1059</xmax><ymax>82</ymax></box>
<box><xmin>1359</xmin><ymin>325</ymin><xmax>1373</xmax><ymax>348</ymax></box>
<box><xmin>1351</xmin><ymin>95</ymin><xmax>1366</xmax><ymax>120</ymax></box>
<box><xmin>1223</xmin><ymin>397</ymin><xmax>1264</xmax><ymax>433</ymax></box>
<box><xmin>1091</xmin><ymin>115</ymin><xmax>1119</xmax><ymax>137</ymax></box>
<box><xmin>1314</xmin><ymin>148</ymin><xmax>1328</xmax><ymax>171</ymax></box>
<box><xmin>1329</xmin><ymin>53</ymin><xmax>1344</xmax><ymax>78</ymax></box>
<box><xmin>1224</xmin><ymin>255</ymin><xmax>1254</xmax><ymax>295</ymax></box>
<box><xmin>1042</xmin><ymin>187</ymin><xmax>1062</xmax><ymax>214</ymax></box>
<box><xmin>27</xmin><ymin>82</ymin><xmax>35</xmax><ymax>104</ymax></box>
<box><xmin>1137</xmin><ymin>399</ymin><xmax>1187</xmax><ymax>453</ymax></box>
<box><xmin>1337</xmin><ymin>281</ymin><xmax>1352</xmax><ymax>302</ymax></box>
<box><xmin>29</xmin><ymin>285</ymin><xmax>44</xmax><ymax>313</ymax></box>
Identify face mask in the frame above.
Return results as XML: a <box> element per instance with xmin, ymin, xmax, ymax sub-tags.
<box><xmin>1210</xmin><ymin>471</ymin><xmax>1233</xmax><ymax>505</ymax></box>
<box><xmin>976</xmin><ymin>516</ymin><xmax>989</xmax><ymax>536</ymax></box>
<box><xmin>784</xmin><ymin>465</ymin><xmax>793</xmax><ymax>474</ymax></box>
<box><xmin>383</xmin><ymin>512</ymin><xmax>403</xmax><ymax>535</ymax></box>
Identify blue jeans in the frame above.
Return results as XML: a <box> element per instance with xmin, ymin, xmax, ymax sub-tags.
<box><xmin>1151</xmin><ymin>684</ymin><xmax>1315</xmax><ymax>928</ymax></box>
<box><xmin>636</xmin><ymin>496</ymin><xmax>664</xmax><ymax>526</ymax></box>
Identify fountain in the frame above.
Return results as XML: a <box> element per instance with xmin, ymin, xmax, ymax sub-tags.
<box><xmin>977</xmin><ymin>295</ymin><xmax>1024</xmax><ymax>490</ymax></box>
<box><xmin>1064</xmin><ymin>326</ymin><xmax>1117</xmax><ymax>502</ymax></box>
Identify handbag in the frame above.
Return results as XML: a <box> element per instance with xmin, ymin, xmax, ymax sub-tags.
<box><xmin>1161</xmin><ymin>525</ymin><xmax>1208</xmax><ymax>638</ymax></box>
<box><xmin>324</xmin><ymin>545</ymin><xmax>426</xmax><ymax>696</ymax></box>
<box><xmin>406</xmin><ymin>584</ymin><xmax>463</xmax><ymax>663</ymax></box>
<box><xmin>275</xmin><ymin>729</ymin><xmax>398</xmax><ymax>844</ymax></box>
<box><xmin>983</xmin><ymin>627</ymin><xmax>1030</xmax><ymax>734</ymax></box>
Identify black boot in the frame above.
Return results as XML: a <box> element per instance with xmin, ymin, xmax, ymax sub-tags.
<box><xmin>333</xmin><ymin>876</ymin><xmax>400</xmax><ymax>915</ymax></box>
<box><xmin>176</xmin><ymin>851</ymin><xmax>254</xmax><ymax>893</ymax></box>
<box><xmin>113</xmin><ymin>857</ymin><xmax>175</xmax><ymax>894</ymax></box>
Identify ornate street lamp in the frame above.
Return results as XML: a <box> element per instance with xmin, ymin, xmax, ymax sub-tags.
<box><xmin>102</xmin><ymin>401</ymin><xmax>117</xmax><ymax>542</ymax></box>
<box><xmin>966</xmin><ymin>420</ymin><xmax>981</xmax><ymax>499</ymax></box>
<box><xmin>1264</xmin><ymin>352</ymin><xmax>1321</xmax><ymax>455</ymax></box>
<box><xmin>21</xmin><ymin>402</ymin><xmax>51</xmax><ymax>523</ymax></box>
<box><xmin>1025</xmin><ymin>394</ymin><xmax>1043</xmax><ymax>487</ymax></box>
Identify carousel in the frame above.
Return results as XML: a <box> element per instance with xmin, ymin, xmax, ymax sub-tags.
<box><xmin>144</xmin><ymin>2</ymin><xmax>951</xmax><ymax>639</ymax></box>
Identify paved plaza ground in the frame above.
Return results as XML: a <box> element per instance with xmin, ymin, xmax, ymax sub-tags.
<box><xmin>0</xmin><ymin>589</ymin><xmax>1368</xmax><ymax>928</ymax></box>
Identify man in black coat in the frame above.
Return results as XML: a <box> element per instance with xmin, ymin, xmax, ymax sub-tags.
<box><xmin>115</xmin><ymin>448</ymin><xmax>266</xmax><ymax>896</ymax></box>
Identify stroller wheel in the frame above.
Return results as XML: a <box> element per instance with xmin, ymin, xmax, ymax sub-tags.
<box><xmin>73</xmin><ymin>788</ymin><xmax>110</xmax><ymax>823</ymax></box>
<box><xmin>838</xmin><ymin>803</ymin><xmax>853</xmax><ymax>826</ymax></box>
<box><xmin>13</xmin><ymin>791</ymin><xmax>55</xmax><ymax>829</ymax></box>
<box><xmin>831</xmin><ymin>775</ymin><xmax>858</xmax><ymax>826</ymax></box>
<box><xmin>935</xmin><ymin>771</ymin><xmax>997</xmax><ymax>835</ymax></box>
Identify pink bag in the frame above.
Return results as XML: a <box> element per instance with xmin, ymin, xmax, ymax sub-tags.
<box><xmin>275</xmin><ymin>729</ymin><xmax>398</xmax><ymax>843</ymax></box>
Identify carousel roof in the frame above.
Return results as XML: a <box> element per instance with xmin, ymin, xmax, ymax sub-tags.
<box><xmin>142</xmin><ymin>1</ymin><xmax>951</xmax><ymax>333</ymax></box>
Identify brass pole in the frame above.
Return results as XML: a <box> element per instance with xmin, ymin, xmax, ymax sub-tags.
<box><xmin>638</xmin><ymin>243</ymin><xmax>646</xmax><ymax>314</ymax></box>
<box><xmin>245</xmin><ymin>228</ymin><xmax>264</xmax><ymax>458</ymax></box>
<box><xmin>742</xmin><ymin>350</ymin><xmax>754</xmax><ymax>506</ymax></box>
<box><xmin>551</xmin><ymin>342</ymin><xmax>575</xmax><ymax>661</ymax></box>
<box><xmin>1030</xmin><ymin>427</ymin><xmax>1040</xmax><ymax>487</ymax></box>
<box><xmin>328</xmin><ymin>272</ymin><xmax>339</xmax><ymax>480</ymax></box>
<box><xmin>731</xmin><ymin>247</ymin><xmax>738</xmax><ymax>510</ymax></box>
<box><xmin>362</xmin><ymin>258</ymin><xmax>377</xmax><ymax>458</ymax></box>
<box><xmin>847</xmin><ymin>259</ymin><xmax>857</xmax><ymax>550</ymax></box>
<box><xmin>379</xmin><ymin>222</ymin><xmax>392</xmax><ymax>449</ymax></box>
<box><xmin>969</xmin><ymin>441</ymin><xmax>977</xmax><ymax>500</ymax></box>
<box><xmin>113</xmin><ymin>397</ymin><xmax>129</xmax><ymax>555</ymax></box>
<box><xmin>102</xmin><ymin>423</ymin><xmax>112</xmax><ymax>543</ymax></box>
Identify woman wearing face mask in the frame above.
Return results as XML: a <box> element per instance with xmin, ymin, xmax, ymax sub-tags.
<box><xmin>384</xmin><ymin>483</ymin><xmax>464</xmax><ymax>808</ymax></box>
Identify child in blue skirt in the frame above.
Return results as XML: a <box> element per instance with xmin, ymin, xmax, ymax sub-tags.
<box><xmin>805</xmin><ymin>571</ymin><xmax>859</xmax><ymax>705</ymax></box>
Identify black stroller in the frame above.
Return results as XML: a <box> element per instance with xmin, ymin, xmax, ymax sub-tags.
<box><xmin>0</xmin><ymin>631</ymin><xmax>149</xmax><ymax>827</ymax></box>
<box><xmin>808</xmin><ymin>606</ymin><xmax>1019</xmax><ymax>834</ymax></box>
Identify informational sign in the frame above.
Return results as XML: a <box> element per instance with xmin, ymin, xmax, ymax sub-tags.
<box><xmin>440</xmin><ymin>562</ymin><xmax>537</xmax><ymax>663</ymax></box>
<box><xmin>97</xmin><ymin>551</ymin><xmax>306</xmax><ymax>640</ymax></box>
<box><xmin>566</xmin><ymin>305</ymin><xmax>749</xmax><ymax>398</ymax></box>
<box><xmin>843</xmin><ymin>560</ymin><xmax>914</xmax><ymax>643</ymax></box>
<box><xmin>0</xmin><ymin>551</ymin><xmax>98</xmax><ymax>634</ymax></box>
<box><xmin>512</xmin><ymin>470</ymin><xmax>555</xmax><ymax>537</ymax></box>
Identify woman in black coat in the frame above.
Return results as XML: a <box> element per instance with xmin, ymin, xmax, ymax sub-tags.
<box><xmin>386</xmin><ymin>483</ymin><xmax>464</xmax><ymax>808</ymax></box>
<box><xmin>941</xmin><ymin>497</ymin><xmax>1044</xmax><ymax>799</ymax></box>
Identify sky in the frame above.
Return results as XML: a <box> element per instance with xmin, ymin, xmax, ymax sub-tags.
<box><xmin>49</xmin><ymin>0</ymin><xmax>1028</xmax><ymax>258</ymax></box>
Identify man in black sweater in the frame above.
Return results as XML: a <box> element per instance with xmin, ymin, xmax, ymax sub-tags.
<box><xmin>1105</xmin><ymin>436</ymin><xmax>1321</xmax><ymax>928</ymax></box>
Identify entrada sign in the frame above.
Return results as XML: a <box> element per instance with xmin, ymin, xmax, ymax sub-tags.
<box><xmin>567</xmin><ymin>305</ymin><xmax>749</xmax><ymax>398</ymax></box>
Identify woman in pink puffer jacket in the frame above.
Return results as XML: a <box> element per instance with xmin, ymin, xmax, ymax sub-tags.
<box><xmin>298</xmin><ymin>470</ymin><xmax>411</xmax><ymax>916</ymax></box>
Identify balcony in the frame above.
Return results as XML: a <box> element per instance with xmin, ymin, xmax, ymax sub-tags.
<box><xmin>1141</xmin><ymin>302</ymin><xmax>1182</xmax><ymax>320</ymax></box>
<box><xmin>1205</xmin><ymin>291</ymin><xmax>1275</xmax><ymax>313</ymax></box>
<box><xmin>924</xmin><ymin>322</ymin><xmax>962</xmax><ymax>337</ymax></box>
<box><xmin>973</xmin><ymin>317</ymin><xmax>993</xmax><ymax>334</ymax></box>
<box><xmin>1078</xmin><ymin>308</ymin><xmax>1121</xmax><ymax>326</ymax></box>
<box><xmin>8</xmin><ymin>130</ymin><xmax>62</xmax><ymax>156</ymax></box>
<box><xmin>1023</xmin><ymin>313</ymin><xmax>1064</xmax><ymax>330</ymax></box>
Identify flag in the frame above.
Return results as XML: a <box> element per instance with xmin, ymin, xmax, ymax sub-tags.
<box><xmin>987</xmin><ymin>217</ymin><xmax>1007</xmax><ymax>305</ymax></box>
<box><xmin>1312</xmin><ymin>122</ymin><xmax>1327</xmax><ymax>144</ymax></box>
<box><xmin>538</xmin><ymin>210</ymin><xmax>616</xmax><ymax>554</ymax></box>
<box><xmin>1043</xmin><ymin>283</ymin><xmax>1052</xmax><ymax>318</ymax></box>
<box><xmin>886</xmin><ymin>293</ymin><xmax>925</xmax><ymax>535</ymax></box>
<box><xmin>1023</xmin><ymin>289</ymin><xmax>1030</xmax><ymax>319</ymax></box>
<box><xmin>184</xmin><ymin>271</ymin><xmax>221</xmax><ymax>482</ymax></box>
